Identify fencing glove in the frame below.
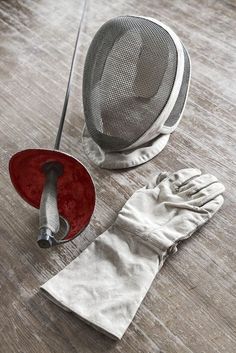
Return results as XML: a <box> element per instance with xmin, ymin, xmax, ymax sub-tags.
<box><xmin>41</xmin><ymin>168</ymin><xmax>225</xmax><ymax>339</ymax></box>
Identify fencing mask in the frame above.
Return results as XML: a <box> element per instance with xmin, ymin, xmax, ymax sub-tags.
<box><xmin>82</xmin><ymin>15</ymin><xmax>191</xmax><ymax>169</ymax></box>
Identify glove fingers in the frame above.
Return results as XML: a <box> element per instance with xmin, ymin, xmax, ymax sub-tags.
<box><xmin>201</xmin><ymin>195</ymin><xmax>224</xmax><ymax>216</ymax></box>
<box><xmin>179</xmin><ymin>174</ymin><xmax>218</xmax><ymax>193</ymax></box>
<box><xmin>190</xmin><ymin>182</ymin><xmax>225</xmax><ymax>206</ymax></box>
<box><xmin>146</xmin><ymin>171</ymin><xmax>169</xmax><ymax>189</ymax></box>
<box><xmin>169</xmin><ymin>168</ymin><xmax>202</xmax><ymax>188</ymax></box>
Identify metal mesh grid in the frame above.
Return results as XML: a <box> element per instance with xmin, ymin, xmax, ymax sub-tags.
<box><xmin>164</xmin><ymin>47</ymin><xmax>190</xmax><ymax>127</ymax></box>
<box><xmin>83</xmin><ymin>16</ymin><xmax>178</xmax><ymax>151</ymax></box>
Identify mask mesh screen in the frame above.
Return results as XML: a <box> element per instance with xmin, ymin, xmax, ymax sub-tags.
<box><xmin>164</xmin><ymin>47</ymin><xmax>190</xmax><ymax>127</ymax></box>
<box><xmin>83</xmin><ymin>16</ymin><xmax>178</xmax><ymax>151</ymax></box>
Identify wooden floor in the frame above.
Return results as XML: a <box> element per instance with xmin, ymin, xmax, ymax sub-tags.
<box><xmin>0</xmin><ymin>0</ymin><xmax>235</xmax><ymax>352</ymax></box>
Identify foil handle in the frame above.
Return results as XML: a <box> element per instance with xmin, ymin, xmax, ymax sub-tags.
<box><xmin>38</xmin><ymin>162</ymin><xmax>63</xmax><ymax>248</ymax></box>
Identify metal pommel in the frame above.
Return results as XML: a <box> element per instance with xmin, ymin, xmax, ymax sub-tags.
<box><xmin>37</xmin><ymin>227</ymin><xmax>55</xmax><ymax>248</ymax></box>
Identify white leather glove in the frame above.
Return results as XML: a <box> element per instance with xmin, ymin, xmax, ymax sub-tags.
<box><xmin>41</xmin><ymin>168</ymin><xmax>225</xmax><ymax>339</ymax></box>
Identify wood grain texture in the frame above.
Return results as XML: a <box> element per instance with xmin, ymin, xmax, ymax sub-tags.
<box><xmin>0</xmin><ymin>0</ymin><xmax>235</xmax><ymax>352</ymax></box>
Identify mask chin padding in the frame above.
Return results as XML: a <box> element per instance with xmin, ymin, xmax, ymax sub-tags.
<box><xmin>83</xmin><ymin>126</ymin><xmax>170</xmax><ymax>169</ymax></box>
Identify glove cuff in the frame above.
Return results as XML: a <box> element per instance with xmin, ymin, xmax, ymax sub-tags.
<box><xmin>41</xmin><ymin>225</ymin><xmax>160</xmax><ymax>339</ymax></box>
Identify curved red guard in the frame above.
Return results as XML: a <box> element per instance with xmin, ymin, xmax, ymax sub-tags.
<box><xmin>9</xmin><ymin>149</ymin><xmax>95</xmax><ymax>241</ymax></box>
